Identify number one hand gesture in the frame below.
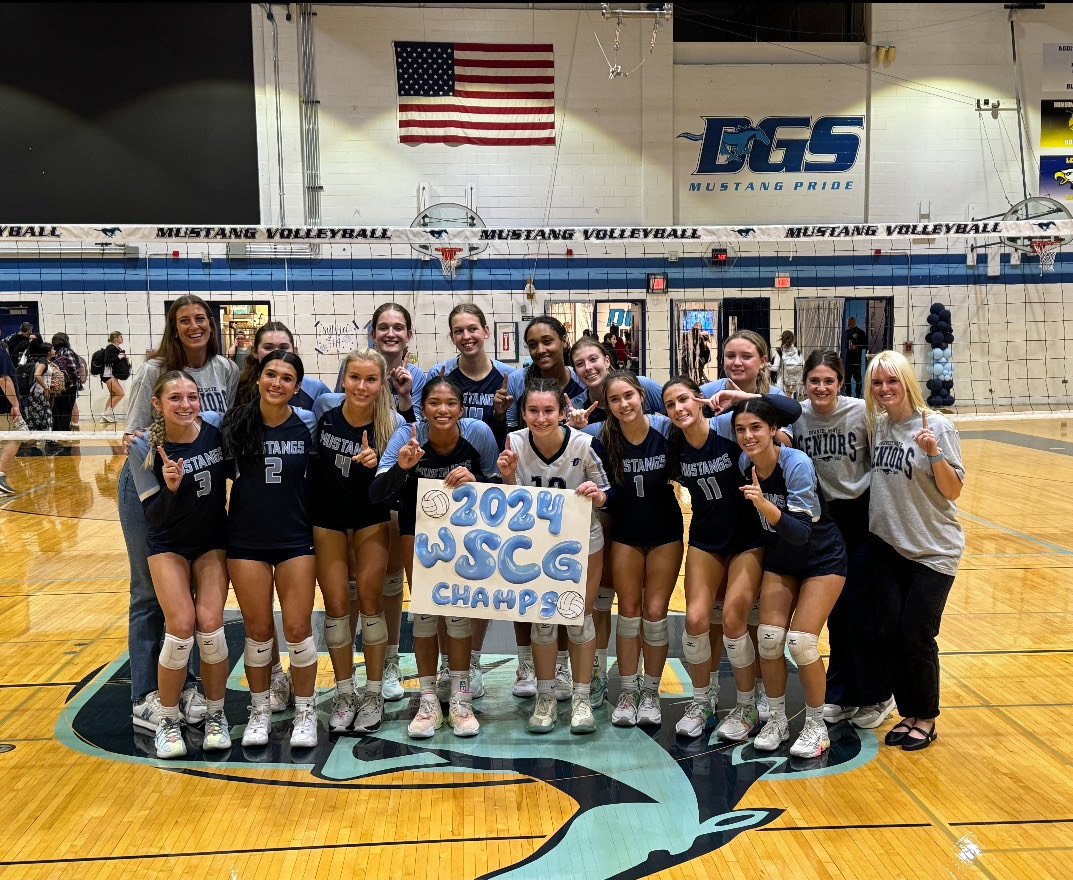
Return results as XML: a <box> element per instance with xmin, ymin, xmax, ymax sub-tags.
<box><xmin>397</xmin><ymin>423</ymin><xmax>425</xmax><ymax>470</ymax></box>
<box><xmin>913</xmin><ymin>410</ymin><xmax>940</xmax><ymax>456</ymax></box>
<box><xmin>497</xmin><ymin>446</ymin><xmax>519</xmax><ymax>483</ymax></box>
<box><xmin>158</xmin><ymin>446</ymin><xmax>184</xmax><ymax>492</ymax></box>
<box><xmin>352</xmin><ymin>430</ymin><xmax>378</xmax><ymax>469</ymax></box>
<box><xmin>493</xmin><ymin>372</ymin><xmax>514</xmax><ymax>418</ymax></box>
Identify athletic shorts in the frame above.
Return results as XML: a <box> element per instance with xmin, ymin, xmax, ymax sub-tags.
<box><xmin>146</xmin><ymin>541</ymin><xmax>226</xmax><ymax>563</ymax></box>
<box><xmin>763</xmin><ymin>520</ymin><xmax>847</xmax><ymax>580</ymax></box>
<box><xmin>227</xmin><ymin>544</ymin><xmax>315</xmax><ymax>566</ymax></box>
<box><xmin>689</xmin><ymin>520</ymin><xmax>765</xmax><ymax>557</ymax></box>
<box><xmin>312</xmin><ymin>506</ymin><xmax>391</xmax><ymax>534</ymax></box>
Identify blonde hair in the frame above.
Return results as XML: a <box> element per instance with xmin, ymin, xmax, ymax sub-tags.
<box><xmin>723</xmin><ymin>329</ymin><xmax>771</xmax><ymax>394</ymax></box>
<box><xmin>144</xmin><ymin>370</ymin><xmax>198</xmax><ymax>469</ymax></box>
<box><xmin>863</xmin><ymin>349</ymin><xmax>930</xmax><ymax>436</ymax></box>
<box><xmin>340</xmin><ymin>349</ymin><xmax>397</xmax><ymax>455</ymax></box>
<box><xmin>108</xmin><ymin>330</ymin><xmax>123</xmax><ymax>344</ymax></box>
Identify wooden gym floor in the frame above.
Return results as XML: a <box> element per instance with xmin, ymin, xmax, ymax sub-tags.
<box><xmin>0</xmin><ymin>417</ymin><xmax>1070</xmax><ymax>880</ymax></box>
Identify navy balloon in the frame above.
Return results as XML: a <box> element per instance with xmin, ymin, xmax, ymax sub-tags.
<box><xmin>931</xmin><ymin>303</ymin><xmax>945</xmax><ymax>314</ymax></box>
<box><xmin>927</xmin><ymin>313</ymin><xmax>939</xmax><ymax>325</ymax></box>
<box><xmin>942</xmin><ymin>395</ymin><xmax>955</xmax><ymax>406</ymax></box>
<box><xmin>940</xmin><ymin>309</ymin><xmax>951</xmax><ymax>323</ymax></box>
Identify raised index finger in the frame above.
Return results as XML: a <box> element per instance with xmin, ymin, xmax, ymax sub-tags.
<box><xmin>501</xmin><ymin>372</ymin><xmax>510</xmax><ymax>389</ymax></box>
<box><xmin>409</xmin><ymin>423</ymin><xmax>418</xmax><ymax>442</ymax></box>
<box><xmin>585</xmin><ymin>400</ymin><xmax>600</xmax><ymax>416</ymax></box>
<box><xmin>157</xmin><ymin>445</ymin><xmax>172</xmax><ymax>464</ymax></box>
<box><xmin>752</xmin><ymin>467</ymin><xmax>760</xmax><ymax>485</ymax></box>
<box><xmin>920</xmin><ymin>410</ymin><xmax>929</xmax><ymax>430</ymax></box>
<box><xmin>361</xmin><ymin>430</ymin><xmax>370</xmax><ymax>449</ymax></box>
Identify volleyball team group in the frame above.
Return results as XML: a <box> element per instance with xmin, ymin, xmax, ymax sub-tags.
<box><xmin>121</xmin><ymin>294</ymin><xmax>965</xmax><ymax>761</ymax></box>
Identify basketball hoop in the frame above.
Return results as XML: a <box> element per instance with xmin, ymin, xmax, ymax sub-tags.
<box><xmin>434</xmin><ymin>246</ymin><xmax>463</xmax><ymax>278</ymax></box>
<box><xmin>1030</xmin><ymin>238</ymin><xmax>1062</xmax><ymax>275</ymax></box>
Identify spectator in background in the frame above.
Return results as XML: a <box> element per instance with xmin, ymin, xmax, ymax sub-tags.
<box><xmin>50</xmin><ymin>332</ymin><xmax>83</xmax><ymax>432</ymax></box>
<box><xmin>843</xmin><ymin>317</ymin><xmax>869</xmax><ymax>398</ymax></box>
<box><xmin>0</xmin><ymin>342</ymin><xmax>24</xmax><ymax>494</ymax></box>
<box><xmin>227</xmin><ymin>330</ymin><xmax>251</xmax><ymax>370</ymax></box>
<box><xmin>23</xmin><ymin>338</ymin><xmax>55</xmax><ymax>433</ymax></box>
<box><xmin>101</xmin><ymin>331</ymin><xmax>129</xmax><ymax>424</ymax></box>
<box><xmin>770</xmin><ymin>331</ymin><xmax>804</xmax><ymax>399</ymax></box>
<box><xmin>4</xmin><ymin>322</ymin><xmax>34</xmax><ymax>363</ymax></box>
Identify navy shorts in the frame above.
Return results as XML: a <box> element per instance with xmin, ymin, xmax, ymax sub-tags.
<box><xmin>227</xmin><ymin>544</ymin><xmax>315</xmax><ymax>566</ymax></box>
<box><xmin>146</xmin><ymin>542</ymin><xmax>225</xmax><ymax>563</ymax></box>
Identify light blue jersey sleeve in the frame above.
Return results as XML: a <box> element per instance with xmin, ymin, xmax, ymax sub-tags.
<box><xmin>376</xmin><ymin>423</ymin><xmax>412</xmax><ymax>475</ymax></box>
<box><xmin>303</xmin><ymin>376</ymin><xmax>331</xmax><ymax>403</ymax></box>
<box><xmin>201</xmin><ymin>411</ymin><xmax>223</xmax><ymax>430</ymax></box>
<box><xmin>781</xmin><ymin>447</ymin><xmax>821</xmax><ymax>520</ymax></box>
<box><xmin>460</xmin><ymin>418</ymin><xmax>501</xmax><ymax>480</ymax></box>
<box><xmin>639</xmin><ymin>375</ymin><xmax>666</xmax><ymax>414</ymax></box>
<box><xmin>699</xmin><ymin>378</ymin><xmax>728</xmax><ymax>398</ymax></box>
<box><xmin>296</xmin><ymin>408</ymin><xmax>319</xmax><ymax>445</ymax></box>
<box><xmin>649</xmin><ymin>413</ymin><xmax>673</xmax><ymax>438</ymax></box>
<box><xmin>128</xmin><ymin>436</ymin><xmax>160</xmax><ymax>501</ymax></box>
<box><xmin>426</xmin><ymin>358</ymin><xmax>456</xmax><ymax>378</ymax></box>
<box><xmin>505</xmin><ymin>368</ymin><xmax>527</xmax><ymax>427</ymax></box>
<box><xmin>313</xmin><ymin>392</ymin><xmax>344</xmax><ymax>421</ymax></box>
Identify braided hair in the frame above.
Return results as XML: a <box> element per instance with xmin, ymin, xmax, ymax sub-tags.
<box><xmin>143</xmin><ymin>370</ymin><xmax>199</xmax><ymax>469</ymax></box>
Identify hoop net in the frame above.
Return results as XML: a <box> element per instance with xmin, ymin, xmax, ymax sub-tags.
<box><xmin>1030</xmin><ymin>238</ymin><xmax>1062</xmax><ymax>274</ymax></box>
<box><xmin>434</xmin><ymin>246</ymin><xmax>463</xmax><ymax>278</ymax></box>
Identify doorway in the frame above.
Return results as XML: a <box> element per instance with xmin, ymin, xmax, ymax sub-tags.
<box><xmin>543</xmin><ymin>299</ymin><xmax>646</xmax><ymax>374</ymax></box>
<box><xmin>0</xmin><ymin>301</ymin><xmax>41</xmax><ymax>342</ymax></box>
<box><xmin>164</xmin><ymin>300</ymin><xmax>271</xmax><ymax>351</ymax></box>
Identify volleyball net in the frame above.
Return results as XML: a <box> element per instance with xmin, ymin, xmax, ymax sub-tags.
<box><xmin>1</xmin><ymin>217</ymin><xmax>1071</xmax><ymax>450</ymax></box>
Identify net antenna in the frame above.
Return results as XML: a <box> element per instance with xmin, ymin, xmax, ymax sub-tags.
<box><xmin>1030</xmin><ymin>238</ymin><xmax>1062</xmax><ymax>275</ymax></box>
<box><xmin>434</xmin><ymin>246</ymin><xmax>464</xmax><ymax>279</ymax></box>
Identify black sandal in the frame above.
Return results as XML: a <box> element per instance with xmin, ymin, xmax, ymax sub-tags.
<box><xmin>884</xmin><ymin>720</ymin><xmax>914</xmax><ymax>746</ymax></box>
<box><xmin>901</xmin><ymin>724</ymin><xmax>937</xmax><ymax>751</ymax></box>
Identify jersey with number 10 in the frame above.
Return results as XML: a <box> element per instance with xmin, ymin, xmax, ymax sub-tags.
<box><xmin>228</xmin><ymin>408</ymin><xmax>319</xmax><ymax>550</ymax></box>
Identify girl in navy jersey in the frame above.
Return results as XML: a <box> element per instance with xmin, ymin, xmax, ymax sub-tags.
<box><xmin>594</xmin><ymin>371</ymin><xmax>682</xmax><ymax>728</ymax></box>
<box><xmin>223</xmin><ymin>351</ymin><xmax>321</xmax><ymax>751</ymax></box>
<box><xmin>662</xmin><ymin>378</ymin><xmax>800</xmax><ymax>739</ymax></box>
<box><xmin>796</xmin><ymin>351</ymin><xmax>894</xmax><ymax>731</ymax></box>
<box><xmin>123</xmin><ymin>295</ymin><xmax>238</xmax><ymax>734</ymax></box>
<box><xmin>370</xmin><ymin>376</ymin><xmax>499</xmax><ymax>739</ymax></box>
<box><xmin>235</xmin><ymin>322</ymin><xmax>331</xmax><ymax>410</ymax></box>
<box><xmin>497</xmin><ymin>377</ymin><xmax>610</xmax><ymax>735</ymax></box>
<box><xmin>312</xmin><ymin>349</ymin><xmax>405</xmax><ymax>735</ymax></box>
<box><xmin>734</xmin><ymin>398</ymin><xmax>846</xmax><ymax>759</ymax></box>
<box><xmin>129</xmin><ymin>371</ymin><xmax>230</xmax><ymax>759</ymax></box>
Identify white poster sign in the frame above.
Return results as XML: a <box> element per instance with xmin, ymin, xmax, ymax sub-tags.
<box><xmin>314</xmin><ymin>319</ymin><xmax>361</xmax><ymax>355</ymax></box>
<box><xmin>1043</xmin><ymin>43</ymin><xmax>1073</xmax><ymax>95</ymax></box>
<box><xmin>410</xmin><ymin>478</ymin><xmax>591</xmax><ymax>625</ymax></box>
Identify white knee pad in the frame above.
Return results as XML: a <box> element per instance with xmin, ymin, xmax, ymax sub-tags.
<box><xmin>244</xmin><ymin>636</ymin><xmax>274</xmax><ymax>669</ymax></box>
<box><xmin>567</xmin><ymin>614</ymin><xmax>595</xmax><ymax>645</ymax></box>
<box><xmin>324</xmin><ymin>615</ymin><xmax>353</xmax><ymax>650</ymax></box>
<box><xmin>195</xmin><ymin>628</ymin><xmax>227</xmax><ymax>666</ymax></box>
<box><xmin>642</xmin><ymin>617</ymin><xmax>670</xmax><ymax>647</ymax></box>
<box><xmin>787</xmin><ymin>630</ymin><xmax>821</xmax><ymax>666</ymax></box>
<box><xmin>286</xmin><ymin>636</ymin><xmax>318</xmax><ymax>669</ymax></box>
<box><xmin>348</xmin><ymin>580</ymin><xmax>358</xmax><ymax>603</ymax></box>
<box><xmin>723</xmin><ymin>632</ymin><xmax>755</xmax><ymax>669</ymax></box>
<box><xmin>757</xmin><ymin>624</ymin><xmax>787</xmax><ymax>660</ymax></box>
<box><xmin>682</xmin><ymin>630</ymin><xmax>712</xmax><ymax>666</ymax></box>
<box><xmin>159</xmin><ymin>633</ymin><xmax>194</xmax><ymax>670</ymax></box>
<box><xmin>361</xmin><ymin>611</ymin><xmax>388</xmax><ymax>645</ymax></box>
<box><xmin>382</xmin><ymin>570</ymin><xmax>405</xmax><ymax>597</ymax></box>
<box><xmin>710</xmin><ymin>601</ymin><xmax>724</xmax><ymax>625</ymax></box>
<box><xmin>747</xmin><ymin>601</ymin><xmax>761</xmax><ymax>628</ymax></box>
<box><xmin>412</xmin><ymin>613</ymin><xmax>438</xmax><ymax>639</ymax></box>
<box><xmin>531</xmin><ymin>621</ymin><xmax>558</xmax><ymax>645</ymax></box>
<box><xmin>594</xmin><ymin>586</ymin><xmax>614</xmax><ymax>612</ymax></box>
<box><xmin>616</xmin><ymin>615</ymin><xmax>641</xmax><ymax>639</ymax></box>
<box><xmin>444</xmin><ymin>615</ymin><xmax>472</xmax><ymax>640</ymax></box>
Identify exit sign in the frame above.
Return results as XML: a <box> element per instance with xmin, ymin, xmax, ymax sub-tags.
<box><xmin>774</xmin><ymin>274</ymin><xmax>791</xmax><ymax>289</ymax></box>
<box><xmin>647</xmin><ymin>272</ymin><xmax>668</xmax><ymax>294</ymax></box>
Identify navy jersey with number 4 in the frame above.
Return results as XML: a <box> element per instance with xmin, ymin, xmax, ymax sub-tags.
<box><xmin>371</xmin><ymin>418</ymin><xmax>500</xmax><ymax>535</ymax></box>
<box><xmin>129</xmin><ymin>412</ymin><xmax>228</xmax><ymax>557</ymax></box>
<box><xmin>593</xmin><ymin>414</ymin><xmax>683</xmax><ymax>547</ymax></box>
<box><xmin>228</xmin><ymin>408</ymin><xmax>319</xmax><ymax>550</ymax></box>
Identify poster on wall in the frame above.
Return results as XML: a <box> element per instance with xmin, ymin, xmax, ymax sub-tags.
<box><xmin>1040</xmin><ymin>100</ymin><xmax>1073</xmax><ymax>150</ymax></box>
<box><xmin>1041</xmin><ymin>46</ymin><xmax>1073</xmax><ymax>200</ymax></box>
<box><xmin>409</xmin><ymin>478</ymin><xmax>591</xmax><ymax>625</ymax></box>
<box><xmin>1042</xmin><ymin>44</ymin><xmax>1073</xmax><ymax>94</ymax></box>
<box><xmin>1039</xmin><ymin>155</ymin><xmax>1073</xmax><ymax>204</ymax></box>
<box><xmin>314</xmin><ymin>320</ymin><xmax>362</xmax><ymax>355</ymax></box>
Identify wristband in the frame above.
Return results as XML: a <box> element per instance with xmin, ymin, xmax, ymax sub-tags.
<box><xmin>927</xmin><ymin>450</ymin><xmax>945</xmax><ymax>463</ymax></box>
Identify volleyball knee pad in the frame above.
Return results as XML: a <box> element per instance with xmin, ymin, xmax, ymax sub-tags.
<box><xmin>723</xmin><ymin>632</ymin><xmax>755</xmax><ymax>669</ymax></box>
<box><xmin>682</xmin><ymin>630</ymin><xmax>712</xmax><ymax>666</ymax></box>
<box><xmin>567</xmin><ymin>614</ymin><xmax>595</xmax><ymax>645</ymax></box>
<box><xmin>710</xmin><ymin>601</ymin><xmax>724</xmax><ymax>625</ymax></box>
<box><xmin>444</xmin><ymin>616</ymin><xmax>472</xmax><ymax>640</ymax></box>
<box><xmin>348</xmin><ymin>580</ymin><xmax>358</xmax><ymax>603</ymax></box>
<box><xmin>616</xmin><ymin>615</ymin><xmax>641</xmax><ymax>639</ymax></box>
<box><xmin>244</xmin><ymin>636</ymin><xmax>274</xmax><ymax>669</ymax></box>
<box><xmin>531</xmin><ymin>621</ymin><xmax>558</xmax><ymax>645</ymax></box>
<box><xmin>787</xmin><ymin>630</ymin><xmax>820</xmax><ymax>666</ymax></box>
<box><xmin>360</xmin><ymin>611</ymin><xmax>388</xmax><ymax>645</ymax></box>
<box><xmin>159</xmin><ymin>633</ymin><xmax>194</xmax><ymax>671</ymax></box>
<box><xmin>324</xmin><ymin>615</ymin><xmax>353</xmax><ymax>650</ymax></box>
<box><xmin>195</xmin><ymin>628</ymin><xmax>227</xmax><ymax>666</ymax></box>
<box><xmin>642</xmin><ymin>617</ymin><xmax>670</xmax><ymax>647</ymax></box>
<box><xmin>747</xmin><ymin>601</ymin><xmax>761</xmax><ymax>628</ymax></box>
<box><xmin>756</xmin><ymin>624</ymin><xmax>787</xmax><ymax>660</ymax></box>
<box><xmin>594</xmin><ymin>586</ymin><xmax>614</xmax><ymax>612</ymax></box>
<box><xmin>382</xmin><ymin>570</ymin><xmax>405</xmax><ymax>597</ymax></box>
<box><xmin>286</xmin><ymin>636</ymin><xmax>318</xmax><ymax>669</ymax></box>
<box><xmin>412</xmin><ymin>613</ymin><xmax>438</xmax><ymax>639</ymax></box>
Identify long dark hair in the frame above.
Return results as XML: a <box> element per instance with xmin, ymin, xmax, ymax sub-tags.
<box><xmin>223</xmin><ymin>351</ymin><xmax>305</xmax><ymax>459</ymax></box>
<box><xmin>235</xmin><ymin>321</ymin><xmax>295</xmax><ymax>407</ymax></box>
<box><xmin>803</xmin><ymin>349</ymin><xmax>845</xmax><ymax>384</ymax></box>
<box><xmin>523</xmin><ymin>316</ymin><xmax>570</xmax><ymax>384</ymax></box>
<box><xmin>149</xmin><ymin>295</ymin><xmax>220</xmax><ymax>372</ymax></box>
<box><xmin>662</xmin><ymin>375</ymin><xmax>703</xmax><ymax>481</ymax></box>
<box><xmin>599</xmin><ymin>371</ymin><xmax>646</xmax><ymax>486</ymax></box>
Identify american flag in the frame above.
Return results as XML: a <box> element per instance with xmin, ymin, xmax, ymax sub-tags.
<box><xmin>394</xmin><ymin>41</ymin><xmax>555</xmax><ymax>146</ymax></box>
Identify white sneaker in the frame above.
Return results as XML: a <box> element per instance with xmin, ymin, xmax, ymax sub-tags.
<box><xmin>242</xmin><ymin>704</ymin><xmax>273</xmax><ymax>747</ymax></box>
<box><xmin>790</xmin><ymin>717</ymin><xmax>831</xmax><ymax>758</ymax></box>
<box><xmin>449</xmin><ymin>696</ymin><xmax>480</xmax><ymax>736</ymax></box>
<box><xmin>553</xmin><ymin>664</ymin><xmax>571</xmax><ymax>701</ymax></box>
<box><xmin>155</xmin><ymin>716</ymin><xmax>186</xmax><ymax>759</ymax></box>
<box><xmin>755</xmin><ymin>684</ymin><xmax>770</xmax><ymax>722</ymax></box>
<box><xmin>716</xmin><ymin>703</ymin><xmax>759</xmax><ymax>742</ymax></box>
<box><xmin>352</xmin><ymin>692</ymin><xmax>385</xmax><ymax>734</ymax></box>
<box><xmin>850</xmin><ymin>696</ymin><xmax>896</xmax><ymax>729</ymax></box>
<box><xmin>591</xmin><ymin>672</ymin><xmax>608</xmax><ymax>709</ymax></box>
<box><xmin>513</xmin><ymin>661</ymin><xmax>537</xmax><ymax>697</ymax></box>
<box><xmin>180</xmin><ymin>686</ymin><xmax>207</xmax><ymax>725</ymax></box>
<box><xmin>823</xmin><ymin>703</ymin><xmax>857</xmax><ymax>723</ymax></box>
<box><xmin>612</xmin><ymin>689</ymin><xmax>639</xmax><ymax>727</ymax></box>
<box><xmin>202</xmin><ymin>710</ymin><xmax>231</xmax><ymax>751</ymax></box>
<box><xmin>435</xmin><ymin>664</ymin><xmax>451</xmax><ymax>702</ymax></box>
<box><xmin>753</xmin><ymin>715</ymin><xmax>790</xmax><ymax>751</ymax></box>
<box><xmin>528</xmin><ymin>693</ymin><xmax>558</xmax><ymax>733</ymax></box>
<box><xmin>101</xmin><ymin>412</ymin><xmax>116</xmax><ymax>424</ymax></box>
<box><xmin>270</xmin><ymin>671</ymin><xmax>293</xmax><ymax>713</ymax></box>
<box><xmin>408</xmin><ymin>694</ymin><xmax>444</xmax><ymax>739</ymax></box>
<box><xmin>382</xmin><ymin>656</ymin><xmax>406</xmax><ymax>702</ymax></box>
<box><xmin>570</xmin><ymin>693</ymin><xmax>596</xmax><ymax>734</ymax></box>
<box><xmin>132</xmin><ymin>691</ymin><xmax>163</xmax><ymax>732</ymax></box>
<box><xmin>329</xmin><ymin>691</ymin><xmax>358</xmax><ymax>731</ymax></box>
<box><xmin>469</xmin><ymin>664</ymin><xmax>485</xmax><ymax>698</ymax></box>
<box><xmin>676</xmin><ymin>699</ymin><xmax>714</xmax><ymax>739</ymax></box>
<box><xmin>636</xmin><ymin>690</ymin><xmax>662</xmax><ymax>727</ymax></box>
<box><xmin>290</xmin><ymin>704</ymin><xmax>319</xmax><ymax>749</ymax></box>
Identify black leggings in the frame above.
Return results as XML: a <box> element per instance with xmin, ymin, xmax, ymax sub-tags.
<box><xmin>51</xmin><ymin>389</ymin><xmax>77</xmax><ymax>431</ymax></box>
